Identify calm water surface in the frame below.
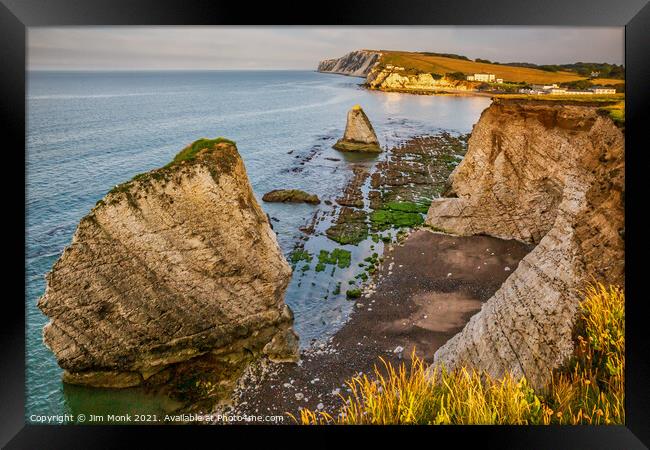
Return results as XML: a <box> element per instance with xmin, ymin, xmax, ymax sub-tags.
<box><xmin>27</xmin><ymin>70</ymin><xmax>491</xmax><ymax>419</ymax></box>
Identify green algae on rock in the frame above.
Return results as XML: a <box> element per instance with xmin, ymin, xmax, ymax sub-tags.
<box><xmin>262</xmin><ymin>189</ymin><xmax>320</xmax><ymax>204</ymax></box>
<box><xmin>315</xmin><ymin>248</ymin><xmax>352</xmax><ymax>273</ymax></box>
<box><xmin>370</xmin><ymin>208</ymin><xmax>425</xmax><ymax>230</ymax></box>
<box><xmin>325</xmin><ymin>207</ymin><xmax>369</xmax><ymax>245</ymax></box>
<box><xmin>346</xmin><ymin>288</ymin><xmax>362</xmax><ymax>299</ymax></box>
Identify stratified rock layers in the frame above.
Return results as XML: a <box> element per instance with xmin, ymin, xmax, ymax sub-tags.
<box><xmin>333</xmin><ymin>105</ymin><xmax>381</xmax><ymax>153</ymax></box>
<box><xmin>426</xmin><ymin>99</ymin><xmax>624</xmax><ymax>387</ymax></box>
<box><xmin>39</xmin><ymin>139</ymin><xmax>299</xmax><ymax>389</ymax></box>
<box><xmin>317</xmin><ymin>50</ymin><xmax>381</xmax><ymax>77</ymax></box>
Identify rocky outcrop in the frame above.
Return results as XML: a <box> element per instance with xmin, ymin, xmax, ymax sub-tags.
<box><xmin>262</xmin><ymin>189</ymin><xmax>320</xmax><ymax>204</ymax></box>
<box><xmin>317</xmin><ymin>50</ymin><xmax>381</xmax><ymax>77</ymax></box>
<box><xmin>367</xmin><ymin>65</ymin><xmax>474</xmax><ymax>94</ymax></box>
<box><xmin>333</xmin><ymin>105</ymin><xmax>381</xmax><ymax>153</ymax></box>
<box><xmin>427</xmin><ymin>99</ymin><xmax>624</xmax><ymax>387</ymax></box>
<box><xmin>39</xmin><ymin>137</ymin><xmax>299</xmax><ymax>398</ymax></box>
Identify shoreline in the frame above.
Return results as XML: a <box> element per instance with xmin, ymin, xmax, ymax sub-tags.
<box><xmin>317</xmin><ymin>69</ymin><xmax>624</xmax><ymax>101</ymax></box>
<box><xmin>215</xmin><ymin>133</ymin><xmax>533</xmax><ymax>420</ymax></box>
<box><xmin>224</xmin><ymin>228</ymin><xmax>532</xmax><ymax>419</ymax></box>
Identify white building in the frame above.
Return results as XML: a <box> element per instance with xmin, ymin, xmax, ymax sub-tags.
<box><xmin>591</xmin><ymin>87</ymin><xmax>617</xmax><ymax>94</ymax></box>
<box><xmin>518</xmin><ymin>88</ymin><xmax>548</xmax><ymax>95</ymax></box>
<box><xmin>467</xmin><ymin>73</ymin><xmax>496</xmax><ymax>82</ymax></box>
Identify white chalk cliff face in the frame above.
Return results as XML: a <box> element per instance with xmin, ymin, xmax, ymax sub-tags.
<box><xmin>427</xmin><ymin>99</ymin><xmax>624</xmax><ymax>387</ymax></box>
<box><xmin>317</xmin><ymin>50</ymin><xmax>381</xmax><ymax>77</ymax></box>
<box><xmin>39</xmin><ymin>139</ymin><xmax>299</xmax><ymax>394</ymax></box>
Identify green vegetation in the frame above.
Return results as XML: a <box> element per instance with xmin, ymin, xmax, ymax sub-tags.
<box><xmin>369</xmin><ymin>202</ymin><xmax>429</xmax><ymax>231</ymax></box>
<box><xmin>505</xmin><ymin>61</ymin><xmax>624</xmax><ymax>79</ymax></box>
<box><xmin>293</xmin><ymin>283</ymin><xmax>625</xmax><ymax>425</ymax></box>
<box><xmin>598</xmin><ymin>102</ymin><xmax>625</xmax><ymax>127</ymax></box>
<box><xmin>383</xmin><ymin>201</ymin><xmax>430</xmax><ymax>214</ymax></box>
<box><xmin>370</xmin><ymin>209</ymin><xmax>424</xmax><ymax>229</ymax></box>
<box><xmin>106</xmin><ymin>136</ymin><xmax>236</xmax><ymax>199</ymax></box>
<box><xmin>332</xmin><ymin>282</ymin><xmax>342</xmax><ymax>296</ymax></box>
<box><xmin>346</xmin><ymin>288</ymin><xmax>362</xmax><ymax>299</ymax></box>
<box><xmin>315</xmin><ymin>249</ymin><xmax>352</xmax><ymax>273</ymax></box>
<box><xmin>290</xmin><ymin>249</ymin><xmax>313</xmax><ymax>264</ymax></box>
<box><xmin>325</xmin><ymin>208</ymin><xmax>369</xmax><ymax>245</ymax></box>
<box><xmin>167</xmin><ymin>137</ymin><xmax>236</xmax><ymax>167</ymax></box>
<box><xmin>445</xmin><ymin>72</ymin><xmax>466</xmax><ymax>81</ymax></box>
<box><xmin>418</xmin><ymin>51</ymin><xmax>471</xmax><ymax>61</ymax></box>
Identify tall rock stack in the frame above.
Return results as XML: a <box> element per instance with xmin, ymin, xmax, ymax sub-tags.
<box><xmin>38</xmin><ymin>137</ymin><xmax>299</xmax><ymax>401</ymax></box>
<box><xmin>333</xmin><ymin>105</ymin><xmax>382</xmax><ymax>153</ymax></box>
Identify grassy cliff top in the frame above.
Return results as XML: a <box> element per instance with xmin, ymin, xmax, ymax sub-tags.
<box><xmin>376</xmin><ymin>51</ymin><xmax>622</xmax><ymax>86</ymax></box>
<box><xmin>492</xmin><ymin>95</ymin><xmax>625</xmax><ymax>127</ymax></box>
<box><xmin>164</xmin><ymin>137</ymin><xmax>236</xmax><ymax>168</ymax></box>
<box><xmin>493</xmin><ymin>94</ymin><xmax>624</xmax><ymax>103</ymax></box>
<box><xmin>103</xmin><ymin>137</ymin><xmax>237</xmax><ymax>201</ymax></box>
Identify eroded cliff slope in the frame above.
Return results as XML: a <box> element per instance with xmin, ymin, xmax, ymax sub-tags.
<box><xmin>317</xmin><ymin>50</ymin><xmax>381</xmax><ymax>77</ymax></box>
<box><xmin>39</xmin><ymin>138</ymin><xmax>298</xmax><ymax>395</ymax></box>
<box><xmin>427</xmin><ymin>99</ymin><xmax>624</xmax><ymax>387</ymax></box>
<box><xmin>366</xmin><ymin>64</ymin><xmax>474</xmax><ymax>93</ymax></box>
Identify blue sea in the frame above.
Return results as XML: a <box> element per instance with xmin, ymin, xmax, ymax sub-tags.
<box><xmin>26</xmin><ymin>70</ymin><xmax>491</xmax><ymax>420</ymax></box>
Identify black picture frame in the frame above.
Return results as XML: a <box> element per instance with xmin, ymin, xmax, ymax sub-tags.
<box><xmin>2</xmin><ymin>0</ymin><xmax>648</xmax><ymax>447</ymax></box>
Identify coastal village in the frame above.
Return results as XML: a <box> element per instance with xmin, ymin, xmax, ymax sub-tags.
<box><xmin>466</xmin><ymin>72</ymin><xmax>617</xmax><ymax>95</ymax></box>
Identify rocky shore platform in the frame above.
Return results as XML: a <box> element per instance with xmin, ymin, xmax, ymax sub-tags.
<box><xmin>221</xmin><ymin>229</ymin><xmax>531</xmax><ymax>420</ymax></box>
<box><xmin>212</xmin><ymin>131</ymin><xmax>534</xmax><ymax>421</ymax></box>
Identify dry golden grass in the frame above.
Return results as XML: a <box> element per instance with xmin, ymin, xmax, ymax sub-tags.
<box><xmin>379</xmin><ymin>51</ymin><xmax>587</xmax><ymax>84</ymax></box>
<box><xmin>493</xmin><ymin>94</ymin><xmax>624</xmax><ymax>103</ymax></box>
<box><xmin>592</xmin><ymin>78</ymin><xmax>626</xmax><ymax>86</ymax></box>
<box><xmin>292</xmin><ymin>283</ymin><xmax>624</xmax><ymax>425</ymax></box>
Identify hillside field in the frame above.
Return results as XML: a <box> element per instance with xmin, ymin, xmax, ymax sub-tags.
<box><xmin>378</xmin><ymin>51</ymin><xmax>622</xmax><ymax>85</ymax></box>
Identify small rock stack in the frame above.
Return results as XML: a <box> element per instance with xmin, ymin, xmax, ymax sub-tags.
<box><xmin>333</xmin><ymin>105</ymin><xmax>381</xmax><ymax>153</ymax></box>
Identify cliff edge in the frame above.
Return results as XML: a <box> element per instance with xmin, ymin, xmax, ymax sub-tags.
<box><xmin>39</xmin><ymin>138</ymin><xmax>298</xmax><ymax>397</ymax></box>
<box><xmin>427</xmin><ymin>99</ymin><xmax>624</xmax><ymax>387</ymax></box>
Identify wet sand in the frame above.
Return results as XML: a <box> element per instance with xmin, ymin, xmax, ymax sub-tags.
<box><xmin>226</xmin><ymin>229</ymin><xmax>532</xmax><ymax>420</ymax></box>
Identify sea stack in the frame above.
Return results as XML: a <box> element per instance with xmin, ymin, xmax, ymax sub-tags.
<box><xmin>38</xmin><ymin>137</ymin><xmax>299</xmax><ymax>400</ymax></box>
<box><xmin>333</xmin><ymin>105</ymin><xmax>381</xmax><ymax>153</ymax></box>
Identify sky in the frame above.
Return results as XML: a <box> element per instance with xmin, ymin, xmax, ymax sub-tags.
<box><xmin>27</xmin><ymin>26</ymin><xmax>624</xmax><ymax>71</ymax></box>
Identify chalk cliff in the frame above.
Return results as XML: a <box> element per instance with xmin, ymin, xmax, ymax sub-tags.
<box><xmin>317</xmin><ymin>50</ymin><xmax>475</xmax><ymax>93</ymax></box>
<box><xmin>366</xmin><ymin>65</ymin><xmax>474</xmax><ymax>93</ymax></box>
<box><xmin>317</xmin><ymin>50</ymin><xmax>381</xmax><ymax>77</ymax></box>
<box><xmin>39</xmin><ymin>138</ymin><xmax>299</xmax><ymax>397</ymax></box>
<box><xmin>427</xmin><ymin>99</ymin><xmax>624</xmax><ymax>387</ymax></box>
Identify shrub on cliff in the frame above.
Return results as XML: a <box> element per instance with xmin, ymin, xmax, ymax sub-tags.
<box><xmin>292</xmin><ymin>283</ymin><xmax>624</xmax><ymax>425</ymax></box>
<box><xmin>445</xmin><ymin>71</ymin><xmax>466</xmax><ymax>81</ymax></box>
